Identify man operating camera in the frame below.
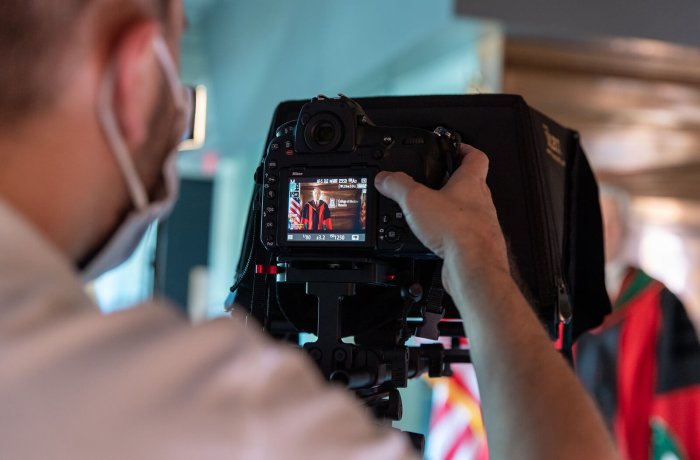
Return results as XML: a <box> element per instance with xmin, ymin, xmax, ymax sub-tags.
<box><xmin>0</xmin><ymin>0</ymin><xmax>617</xmax><ymax>458</ymax></box>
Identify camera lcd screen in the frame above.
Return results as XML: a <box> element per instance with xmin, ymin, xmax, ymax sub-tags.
<box><xmin>286</xmin><ymin>176</ymin><xmax>368</xmax><ymax>244</ymax></box>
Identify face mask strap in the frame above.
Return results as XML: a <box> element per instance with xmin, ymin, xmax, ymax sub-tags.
<box><xmin>153</xmin><ymin>35</ymin><xmax>190</xmax><ymax>118</ymax></box>
<box><xmin>97</xmin><ymin>35</ymin><xmax>188</xmax><ymax>214</ymax></box>
<box><xmin>97</xmin><ymin>62</ymin><xmax>149</xmax><ymax>211</ymax></box>
<box><xmin>84</xmin><ymin>35</ymin><xmax>185</xmax><ymax>281</ymax></box>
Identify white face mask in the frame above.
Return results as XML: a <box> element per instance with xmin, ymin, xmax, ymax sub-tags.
<box><xmin>82</xmin><ymin>35</ymin><xmax>191</xmax><ymax>282</ymax></box>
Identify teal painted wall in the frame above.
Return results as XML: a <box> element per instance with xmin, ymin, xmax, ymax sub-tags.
<box><xmin>201</xmin><ymin>0</ymin><xmax>455</xmax><ymax>159</ymax></box>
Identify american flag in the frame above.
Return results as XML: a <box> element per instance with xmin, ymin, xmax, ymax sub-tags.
<box><xmin>426</xmin><ymin>361</ymin><xmax>488</xmax><ymax>460</ymax></box>
<box><xmin>288</xmin><ymin>180</ymin><xmax>302</xmax><ymax>230</ymax></box>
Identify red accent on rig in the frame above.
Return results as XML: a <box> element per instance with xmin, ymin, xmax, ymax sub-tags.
<box><xmin>554</xmin><ymin>321</ymin><xmax>565</xmax><ymax>350</ymax></box>
<box><xmin>255</xmin><ymin>265</ymin><xmax>278</xmax><ymax>275</ymax></box>
<box><xmin>385</xmin><ymin>274</ymin><xmax>397</xmax><ymax>282</ymax></box>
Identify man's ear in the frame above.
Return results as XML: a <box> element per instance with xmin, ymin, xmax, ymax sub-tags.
<box><xmin>111</xmin><ymin>21</ymin><xmax>161</xmax><ymax>150</ymax></box>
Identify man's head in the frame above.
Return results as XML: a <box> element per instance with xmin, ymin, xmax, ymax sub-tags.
<box><xmin>599</xmin><ymin>183</ymin><xmax>631</xmax><ymax>264</ymax></box>
<box><xmin>0</xmin><ymin>0</ymin><xmax>185</xmax><ymax>268</ymax></box>
<box><xmin>0</xmin><ymin>0</ymin><xmax>180</xmax><ymax>127</ymax></box>
<box><xmin>312</xmin><ymin>188</ymin><xmax>321</xmax><ymax>203</ymax></box>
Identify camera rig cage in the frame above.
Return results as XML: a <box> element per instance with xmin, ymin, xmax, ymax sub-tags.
<box><xmin>228</xmin><ymin>95</ymin><xmax>611</xmax><ymax>446</ymax></box>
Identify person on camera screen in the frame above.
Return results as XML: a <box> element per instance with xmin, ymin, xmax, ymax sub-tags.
<box><xmin>301</xmin><ymin>187</ymin><xmax>333</xmax><ymax>231</ymax></box>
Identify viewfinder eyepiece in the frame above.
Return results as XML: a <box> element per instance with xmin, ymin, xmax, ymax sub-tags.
<box><xmin>304</xmin><ymin>113</ymin><xmax>343</xmax><ymax>152</ymax></box>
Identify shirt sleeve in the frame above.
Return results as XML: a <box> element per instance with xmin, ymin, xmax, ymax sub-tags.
<box><xmin>1</xmin><ymin>301</ymin><xmax>419</xmax><ymax>460</ymax></box>
<box><xmin>197</xmin><ymin>317</ymin><xmax>419</xmax><ymax>459</ymax></box>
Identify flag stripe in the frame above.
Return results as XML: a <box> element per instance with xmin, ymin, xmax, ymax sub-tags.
<box><xmin>427</xmin><ymin>363</ymin><xmax>488</xmax><ymax>460</ymax></box>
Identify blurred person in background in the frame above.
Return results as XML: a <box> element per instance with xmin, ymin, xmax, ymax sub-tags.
<box><xmin>0</xmin><ymin>0</ymin><xmax>618</xmax><ymax>458</ymax></box>
<box><xmin>576</xmin><ymin>184</ymin><xmax>700</xmax><ymax>459</ymax></box>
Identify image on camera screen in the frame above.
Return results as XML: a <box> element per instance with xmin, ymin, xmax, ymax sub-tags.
<box><xmin>286</xmin><ymin>176</ymin><xmax>368</xmax><ymax>243</ymax></box>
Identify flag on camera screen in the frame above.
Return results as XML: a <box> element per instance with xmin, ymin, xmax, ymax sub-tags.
<box><xmin>288</xmin><ymin>180</ymin><xmax>302</xmax><ymax>230</ymax></box>
<box><xmin>426</xmin><ymin>342</ymin><xmax>488</xmax><ymax>460</ymax></box>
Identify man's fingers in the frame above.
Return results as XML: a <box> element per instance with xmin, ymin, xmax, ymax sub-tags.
<box><xmin>376</xmin><ymin>145</ymin><xmax>488</xmax><ymax>206</ymax></box>
<box><xmin>446</xmin><ymin>144</ymin><xmax>490</xmax><ymax>188</ymax></box>
<box><xmin>458</xmin><ymin>144</ymin><xmax>490</xmax><ymax>181</ymax></box>
<box><xmin>454</xmin><ymin>143</ymin><xmax>474</xmax><ymax>165</ymax></box>
<box><xmin>375</xmin><ymin>171</ymin><xmax>426</xmax><ymax>207</ymax></box>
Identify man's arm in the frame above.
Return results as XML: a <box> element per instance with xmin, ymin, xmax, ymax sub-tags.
<box><xmin>375</xmin><ymin>145</ymin><xmax>618</xmax><ymax>460</ymax></box>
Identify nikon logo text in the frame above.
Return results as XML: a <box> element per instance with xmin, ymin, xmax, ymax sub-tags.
<box><xmin>543</xmin><ymin>124</ymin><xmax>565</xmax><ymax>167</ymax></box>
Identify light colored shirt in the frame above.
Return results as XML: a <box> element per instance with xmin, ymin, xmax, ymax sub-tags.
<box><xmin>0</xmin><ymin>199</ymin><xmax>417</xmax><ymax>460</ymax></box>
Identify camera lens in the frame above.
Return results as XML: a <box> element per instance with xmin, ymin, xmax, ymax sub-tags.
<box><xmin>304</xmin><ymin>113</ymin><xmax>342</xmax><ymax>152</ymax></box>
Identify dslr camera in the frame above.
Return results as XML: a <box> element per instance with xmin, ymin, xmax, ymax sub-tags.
<box><xmin>260</xmin><ymin>94</ymin><xmax>460</xmax><ymax>258</ymax></box>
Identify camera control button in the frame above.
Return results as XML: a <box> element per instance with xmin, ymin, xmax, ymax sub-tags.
<box><xmin>266</xmin><ymin>190</ymin><xmax>277</xmax><ymax>199</ymax></box>
<box><xmin>265</xmin><ymin>235</ymin><xmax>275</xmax><ymax>247</ymax></box>
<box><xmin>381</xmin><ymin>214</ymin><xmax>391</xmax><ymax>224</ymax></box>
<box><xmin>264</xmin><ymin>205</ymin><xmax>276</xmax><ymax>215</ymax></box>
<box><xmin>264</xmin><ymin>220</ymin><xmax>275</xmax><ymax>230</ymax></box>
<box><xmin>284</xmin><ymin>140</ymin><xmax>293</xmax><ymax>149</ymax></box>
<box><xmin>266</xmin><ymin>174</ymin><xmax>278</xmax><ymax>185</ymax></box>
<box><xmin>395</xmin><ymin>211</ymin><xmax>404</xmax><ymax>220</ymax></box>
<box><xmin>268</xmin><ymin>160</ymin><xmax>278</xmax><ymax>169</ymax></box>
<box><xmin>270</xmin><ymin>143</ymin><xmax>280</xmax><ymax>151</ymax></box>
<box><xmin>386</xmin><ymin>226</ymin><xmax>401</xmax><ymax>243</ymax></box>
<box><xmin>372</xmin><ymin>149</ymin><xmax>383</xmax><ymax>160</ymax></box>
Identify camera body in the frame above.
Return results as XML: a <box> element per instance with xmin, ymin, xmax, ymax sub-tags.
<box><xmin>260</xmin><ymin>95</ymin><xmax>459</xmax><ymax>259</ymax></box>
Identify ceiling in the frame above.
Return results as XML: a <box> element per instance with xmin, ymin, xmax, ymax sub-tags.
<box><xmin>456</xmin><ymin>0</ymin><xmax>700</xmax><ymax>50</ymax></box>
<box><xmin>502</xmin><ymin>36</ymin><xmax>700</xmax><ymax>320</ymax></box>
<box><xmin>504</xmin><ymin>38</ymin><xmax>700</xmax><ymax>203</ymax></box>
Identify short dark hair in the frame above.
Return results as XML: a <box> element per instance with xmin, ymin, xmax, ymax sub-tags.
<box><xmin>0</xmin><ymin>0</ymin><xmax>170</xmax><ymax>126</ymax></box>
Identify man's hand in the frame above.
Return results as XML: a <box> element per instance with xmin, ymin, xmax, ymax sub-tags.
<box><xmin>375</xmin><ymin>143</ymin><xmax>619</xmax><ymax>460</ymax></box>
<box><xmin>374</xmin><ymin>144</ymin><xmax>509</xmax><ymax>298</ymax></box>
